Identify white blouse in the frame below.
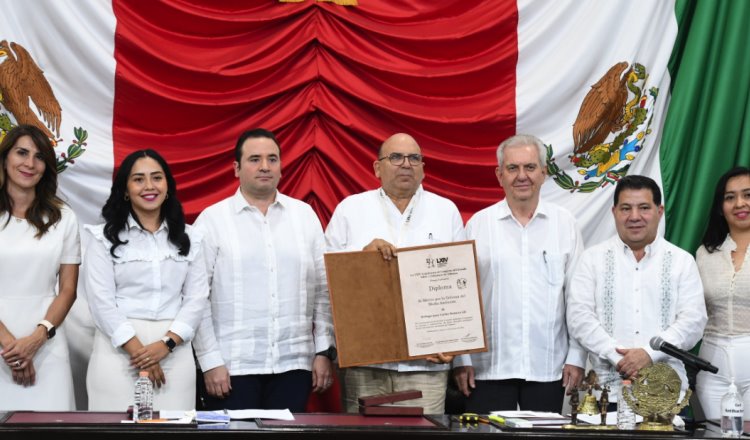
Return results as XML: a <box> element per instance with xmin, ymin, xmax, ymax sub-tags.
<box><xmin>697</xmin><ymin>236</ymin><xmax>750</xmax><ymax>336</ymax></box>
<box><xmin>83</xmin><ymin>216</ymin><xmax>209</xmax><ymax>347</ymax></box>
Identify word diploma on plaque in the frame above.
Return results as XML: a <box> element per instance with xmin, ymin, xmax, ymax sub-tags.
<box><xmin>324</xmin><ymin>240</ymin><xmax>487</xmax><ymax>367</ymax></box>
<box><xmin>397</xmin><ymin>242</ymin><xmax>485</xmax><ymax>356</ymax></box>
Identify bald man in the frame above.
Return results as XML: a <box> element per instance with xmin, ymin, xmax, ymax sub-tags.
<box><xmin>326</xmin><ymin>133</ymin><xmax>466</xmax><ymax>414</ymax></box>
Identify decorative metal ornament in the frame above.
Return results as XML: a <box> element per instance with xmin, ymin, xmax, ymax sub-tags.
<box><xmin>621</xmin><ymin>362</ymin><xmax>690</xmax><ymax>431</ymax></box>
<box><xmin>578</xmin><ymin>393</ymin><xmax>601</xmax><ymax>416</ymax></box>
<box><xmin>577</xmin><ymin>369</ymin><xmax>603</xmax><ymax>415</ymax></box>
<box><xmin>564</xmin><ymin>370</ymin><xmax>617</xmax><ymax>430</ymax></box>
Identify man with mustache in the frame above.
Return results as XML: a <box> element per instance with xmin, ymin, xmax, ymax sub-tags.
<box><xmin>567</xmin><ymin>175</ymin><xmax>707</xmax><ymax>404</ymax></box>
<box><xmin>326</xmin><ymin>133</ymin><xmax>465</xmax><ymax>414</ymax></box>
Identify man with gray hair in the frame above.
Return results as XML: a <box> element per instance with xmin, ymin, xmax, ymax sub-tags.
<box><xmin>453</xmin><ymin>134</ymin><xmax>586</xmax><ymax>412</ymax></box>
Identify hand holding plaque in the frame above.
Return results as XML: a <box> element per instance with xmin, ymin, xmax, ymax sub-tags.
<box><xmin>324</xmin><ymin>240</ymin><xmax>487</xmax><ymax>367</ymax></box>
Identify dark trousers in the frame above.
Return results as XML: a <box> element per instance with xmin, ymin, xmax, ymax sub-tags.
<box><xmin>465</xmin><ymin>379</ymin><xmax>565</xmax><ymax>414</ymax></box>
<box><xmin>197</xmin><ymin>369</ymin><xmax>312</xmax><ymax>412</ymax></box>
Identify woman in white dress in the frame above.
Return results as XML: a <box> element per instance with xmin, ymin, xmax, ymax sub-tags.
<box><xmin>0</xmin><ymin>125</ymin><xmax>80</xmax><ymax>410</ymax></box>
<box><xmin>84</xmin><ymin>149</ymin><xmax>209</xmax><ymax>411</ymax></box>
<box><xmin>696</xmin><ymin>166</ymin><xmax>750</xmax><ymax>420</ymax></box>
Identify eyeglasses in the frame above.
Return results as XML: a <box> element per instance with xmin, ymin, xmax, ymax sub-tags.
<box><xmin>378</xmin><ymin>153</ymin><xmax>424</xmax><ymax>166</ymax></box>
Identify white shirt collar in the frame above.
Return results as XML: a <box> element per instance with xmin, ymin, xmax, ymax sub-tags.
<box><xmin>719</xmin><ymin>234</ymin><xmax>738</xmax><ymax>252</ymax></box>
<box><xmin>614</xmin><ymin>233</ymin><xmax>661</xmax><ymax>258</ymax></box>
<box><xmin>230</xmin><ymin>187</ymin><xmax>285</xmax><ymax>214</ymax></box>
<box><xmin>126</xmin><ymin>214</ymin><xmax>167</xmax><ymax>233</ymax></box>
<box><xmin>378</xmin><ymin>185</ymin><xmax>424</xmax><ymax>205</ymax></box>
<box><xmin>496</xmin><ymin>198</ymin><xmax>549</xmax><ymax>222</ymax></box>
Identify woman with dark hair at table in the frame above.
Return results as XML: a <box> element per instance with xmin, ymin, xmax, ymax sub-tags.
<box><xmin>0</xmin><ymin>124</ymin><xmax>80</xmax><ymax>410</ymax></box>
<box><xmin>695</xmin><ymin>166</ymin><xmax>750</xmax><ymax>420</ymax></box>
<box><xmin>84</xmin><ymin>149</ymin><xmax>209</xmax><ymax>410</ymax></box>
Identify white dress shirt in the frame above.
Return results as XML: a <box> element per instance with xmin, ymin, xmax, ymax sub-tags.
<box><xmin>84</xmin><ymin>217</ymin><xmax>209</xmax><ymax>347</ymax></box>
<box><xmin>192</xmin><ymin>189</ymin><xmax>334</xmax><ymax>375</ymax></box>
<box><xmin>325</xmin><ymin>185</ymin><xmax>466</xmax><ymax>372</ymax></box>
<box><xmin>697</xmin><ymin>236</ymin><xmax>750</xmax><ymax>336</ymax></box>
<box><xmin>567</xmin><ymin>235</ymin><xmax>707</xmax><ymax>399</ymax></box>
<box><xmin>454</xmin><ymin>199</ymin><xmax>587</xmax><ymax>382</ymax></box>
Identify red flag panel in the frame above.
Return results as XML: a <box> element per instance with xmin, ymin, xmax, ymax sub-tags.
<box><xmin>113</xmin><ymin>0</ymin><xmax>517</xmax><ymax>224</ymax></box>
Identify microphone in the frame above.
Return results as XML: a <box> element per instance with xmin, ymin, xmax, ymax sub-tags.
<box><xmin>649</xmin><ymin>336</ymin><xmax>718</xmax><ymax>374</ymax></box>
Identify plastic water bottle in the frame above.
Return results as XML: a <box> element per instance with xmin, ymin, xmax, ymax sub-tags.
<box><xmin>721</xmin><ymin>379</ymin><xmax>744</xmax><ymax>438</ymax></box>
<box><xmin>133</xmin><ymin>370</ymin><xmax>153</xmax><ymax>422</ymax></box>
<box><xmin>617</xmin><ymin>379</ymin><xmax>636</xmax><ymax>430</ymax></box>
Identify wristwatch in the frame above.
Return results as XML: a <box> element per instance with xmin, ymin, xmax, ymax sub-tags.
<box><xmin>37</xmin><ymin>320</ymin><xmax>56</xmax><ymax>339</ymax></box>
<box><xmin>161</xmin><ymin>336</ymin><xmax>177</xmax><ymax>352</ymax></box>
<box><xmin>316</xmin><ymin>346</ymin><xmax>337</xmax><ymax>361</ymax></box>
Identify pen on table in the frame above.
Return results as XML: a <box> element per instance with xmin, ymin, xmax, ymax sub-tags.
<box><xmin>488</xmin><ymin>415</ymin><xmax>505</xmax><ymax>425</ymax></box>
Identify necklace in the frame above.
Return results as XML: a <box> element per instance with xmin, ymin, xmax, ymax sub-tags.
<box><xmin>378</xmin><ymin>188</ymin><xmax>420</xmax><ymax>245</ymax></box>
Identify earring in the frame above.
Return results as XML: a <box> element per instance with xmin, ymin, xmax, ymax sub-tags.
<box><xmin>124</xmin><ymin>194</ymin><xmax>129</xmax><ymax>201</ymax></box>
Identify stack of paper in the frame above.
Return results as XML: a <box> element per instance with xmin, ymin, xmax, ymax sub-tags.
<box><xmin>158</xmin><ymin>409</ymin><xmax>294</xmax><ymax>424</ymax></box>
<box><xmin>490</xmin><ymin>411</ymin><xmax>570</xmax><ymax>427</ymax></box>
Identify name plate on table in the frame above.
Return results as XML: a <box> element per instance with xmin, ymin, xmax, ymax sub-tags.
<box><xmin>325</xmin><ymin>240</ymin><xmax>487</xmax><ymax>367</ymax></box>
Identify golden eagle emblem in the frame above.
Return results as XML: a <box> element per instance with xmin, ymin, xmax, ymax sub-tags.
<box><xmin>0</xmin><ymin>40</ymin><xmax>62</xmax><ymax>139</ymax></box>
<box><xmin>0</xmin><ymin>39</ymin><xmax>88</xmax><ymax>173</ymax></box>
<box><xmin>621</xmin><ymin>363</ymin><xmax>691</xmax><ymax>427</ymax></box>
<box><xmin>572</xmin><ymin>61</ymin><xmax>631</xmax><ymax>155</ymax></box>
<box><xmin>546</xmin><ymin>61</ymin><xmax>658</xmax><ymax>193</ymax></box>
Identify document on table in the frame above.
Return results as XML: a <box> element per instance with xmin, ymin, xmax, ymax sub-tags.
<box><xmin>159</xmin><ymin>409</ymin><xmax>295</xmax><ymax>422</ymax></box>
<box><xmin>491</xmin><ymin>411</ymin><xmax>566</xmax><ymax>419</ymax></box>
<box><xmin>490</xmin><ymin>410</ymin><xmax>570</xmax><ymax>426</ymax></box>
<box><xmin>224</xmin><ymin>409</ymin><xmax>294</xmax><ymax>420</ymax></box>
<box><xmin>576</xmin><ymin>412</ymin><xmax>645</xmax><ymax>426</ymax></box>
<box><xmin>122</xmin><ymin>409</ymin><xmax>196</xmax><ymax>424</ymax></box>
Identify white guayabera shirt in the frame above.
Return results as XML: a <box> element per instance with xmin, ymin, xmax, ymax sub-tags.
<box><xmin>567</xmin><ymin>235</ymin><xmax>707</xmax><ymax>401</ymax></box>
<box><xmin>192</xmin><ymin>189</ymin><xmax>334</xmax><ymax>375</ymax></box>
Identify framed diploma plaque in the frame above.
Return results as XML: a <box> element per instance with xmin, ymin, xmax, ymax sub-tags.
<box><xmin>324</xmin><ymin>240</ymin><xmax>487</xmax><ymax>367</ymax></box>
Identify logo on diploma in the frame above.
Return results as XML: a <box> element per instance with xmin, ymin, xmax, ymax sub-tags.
<box><xmin>425</xmin><ymin>255</ymin><xmax>448</xmax><ymax>269</ymax></box>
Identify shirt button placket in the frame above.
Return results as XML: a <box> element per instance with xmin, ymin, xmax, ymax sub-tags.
<box><xmin>633</xmin><ymin>263</ymin><xmax>642</xmax><ymax>341</ymax></box>
<box><xmin>264</xmin><ymin>218</ymin><xmax>279</xmax><ymax>366</ymax></box>
<box><xmin>150</xmin><ymin>232</ymin><xmax>162</xmax><ymax>319</ymax></box>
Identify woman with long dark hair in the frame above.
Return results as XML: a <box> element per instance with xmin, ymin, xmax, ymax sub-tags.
<box><xmin>84</xmin><ymin>149</ymin><xmax>208</xmax><ymax>410</ymax></box>
<box><xmin>0</xmin><ymin>125</ymin><xmax>80</xmax><ymax>410</ymax></box>
<box><xmin>696</xmin><ymin>166</ymin><xmax>750</xmax><ymax>420</ymax></box>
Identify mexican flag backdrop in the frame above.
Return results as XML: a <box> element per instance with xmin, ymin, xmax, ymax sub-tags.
<box><xmin>1</xmin><ymin>0</ymin><xmax>748</xmax><ymax>410</ymax></box>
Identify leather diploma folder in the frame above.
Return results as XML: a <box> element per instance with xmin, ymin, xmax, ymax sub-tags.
<box><xmin>324</xmin><ymin>240</ymin><xmax>487</xmax><ymax>368</ymax></box>
<box><xmin>358</xmin><ymin>390</ymin><xmax>424</xmax><ymax>416</ymax></box>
